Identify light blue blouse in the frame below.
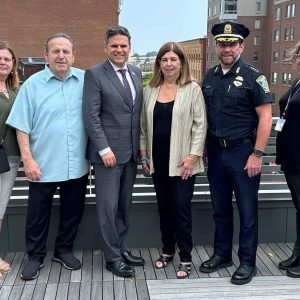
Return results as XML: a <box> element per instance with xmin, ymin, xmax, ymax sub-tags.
<box><xmin>6</xmin><ymin>66</ymin><xmax>89</xmax><ymax>182</ymax></box>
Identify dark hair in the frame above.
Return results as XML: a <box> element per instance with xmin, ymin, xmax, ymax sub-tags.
<box><xmin>0</xmin><ymin>41</ymin><xmax>19</xmax><ymax>90</ymax></box>
<box><xmin>104</xmin><ymin>26</ymin><xmax>131</xmax><ymax>45</ymax></box>
<box><xmin>149</xmin><ymin>42</ymin><xmax>193</xmax><ymax>87</ymax></box>
<box><xmin>45</xmin><ymin>33</ymin><xmax>75</xmax><ymax>51</ymax></box>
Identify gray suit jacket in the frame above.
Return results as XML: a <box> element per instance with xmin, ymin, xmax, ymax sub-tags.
<box><xmin>82</xmin><ymin>60</ymin><xmax>143</xmax><ymax>164</ymax></box>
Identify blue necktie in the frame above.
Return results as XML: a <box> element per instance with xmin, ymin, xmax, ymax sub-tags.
<box><xmin>118</xmin><ymin>69</ymin><xmax>133</xmax><ymax>108</ymax></box>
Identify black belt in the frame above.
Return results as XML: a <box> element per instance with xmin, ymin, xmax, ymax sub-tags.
<box><xmin>208</xmin><ymin>134</ymin><xmax>252</xmax><ymax>148</ymax></box>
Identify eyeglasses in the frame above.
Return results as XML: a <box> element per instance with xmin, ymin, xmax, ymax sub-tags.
<box><xmin>0</xmin><ymin>57</ymin><xmax>13</xmax><ymax>63</ymax></box>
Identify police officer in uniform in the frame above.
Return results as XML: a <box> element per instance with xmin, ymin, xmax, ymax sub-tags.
<box><xmin>199</xmin><ymin>21</ymin><xmax>273</xmax><ymax>285</ymax></box>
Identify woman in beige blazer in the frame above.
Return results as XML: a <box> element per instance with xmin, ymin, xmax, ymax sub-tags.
<box><xmin>140</xmin><ymin>42</ymin><xmax>207</xmax><ymax>279</ymax></box>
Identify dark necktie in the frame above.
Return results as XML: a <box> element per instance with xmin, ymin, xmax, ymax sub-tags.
<box><xmin>118</xmin><ymin>69</ymin><xmax>133</xmax><ymax>108</ymax></box>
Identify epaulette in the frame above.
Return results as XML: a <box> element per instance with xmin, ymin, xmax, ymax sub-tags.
<box><xmin>244</xmin><ymin>63</ymin><xmax>260</xmax><ymax>73</ymax></box>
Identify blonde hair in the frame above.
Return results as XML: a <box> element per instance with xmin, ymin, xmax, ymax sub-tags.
<box><xmin>149</xmin><ymin>42</ymin><xmax>193</xmax><ymax>87</ymax></box>
<box><xmin>0</xmin><ymin>41</ymin><xmax>19</xmax><ymax>90</ymax></box>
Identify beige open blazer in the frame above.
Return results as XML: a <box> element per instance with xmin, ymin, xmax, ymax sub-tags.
<box><xmin>140</xmin><ymin>81</ymin><xmax>207</xmax><ymax>176</ymax></box>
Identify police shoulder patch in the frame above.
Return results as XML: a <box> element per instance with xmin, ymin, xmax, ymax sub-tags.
<box><xmin>256</xmin><ymin>75</ymin><xmax>270</xmax><ymax>93</ymax></box>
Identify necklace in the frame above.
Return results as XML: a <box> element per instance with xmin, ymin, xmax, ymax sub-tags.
<box><xmin>0</xmin><ymin>87</ymin><xmax>9</xmax><ymax>98</ymax></box>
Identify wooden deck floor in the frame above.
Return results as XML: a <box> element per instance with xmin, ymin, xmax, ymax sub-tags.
<box><xmin>0</xmin><ymin>243</ymin><xmax>298</xmax><ymax>300</ymax></box>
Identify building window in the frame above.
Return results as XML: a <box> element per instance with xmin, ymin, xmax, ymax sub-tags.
<box><xmin>286</xmin><ymin>4</ymin><xmax>295</xmax><ymax>18</ymax></box>
<box><xmin>224</xmin><ymin>0</ymin><xmax>237</xmax><ymax>14</ymax></box>
<box><xmin>275</xmin><ymin>7</ymin><xmax>281</xmax><ymax>21</ymax></box>
<box><xmin>273</xmin><ymin>30</ymin><xmax>279</xmax><ymax>42</ymax></box>
<box><xmin>291</xmin><ymin>3</ymin><xmax>296</xmax><ymax>17</ymax></box>
<box><xmin>282</xmin><ymin>73</ymin><xmax>292</xmax><ymax>85</ymax></box>
<box><xmin>272</xmin><ymin>51</ymin><xmax>278</xmax><ymax>63</ymax></box>
<box><xmin>288</xmin><ymin>73</ymin><xmax>292</xmax><ymax>85</ymax></box>
<box><xmin>271</xmin><ymin>72</ymin><xmax>277</xmax><ymax>84</ymax></box>
<box><xmin>253</xmin><ymin>52</ymin><xmax>259</xmax><ymax>62</ymax></box>
<box><xmin>284</xmin><ymin>28</ymin><xmax>290</xmax><ymax>41</ymax></box>
<box><xmin>254</xmin><ymin>19</ymin><xmax>261</xmax><ymax>29</ymax></box>
<box><xmin>290</xmin><ymin>27</ymin><xmax>295</xmax><ymax>41</ymax></box>
<box><xmin>213</xmin><ymin>5</ymin><xmax>217</xmax><ymax>16</ymax></box>
<box><xmin>256</xmin><ymin>1</ymin><xmax>261</xmax><ymax>12</ymax></box>
<box><xmin>254</xmin><ymin>36</ymin><xmax>260</xmax><ymax>46</ymax></box>
<box><xmin>208</xmin><ymin>7</ymin><xmax>211</xmax><ymax>17</ymax></box>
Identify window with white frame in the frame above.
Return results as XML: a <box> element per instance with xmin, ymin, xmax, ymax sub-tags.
<box><xmin>272</xmin><ymin>51</ymin><xmax>278</xmax><ymax>63</ymax></box>
<box><xmin>275</xmin><ymin>7</ymin><xmax>281</xmax><ymax>20</ymax></box>
<box><xmin>253</xmin><ymin>52</ymin><xmax>259</xmax><ymax>62</ymax></box>
<box><xmin>271</xmin><ymin>72</ymin><xmax>277</xmax><ymax>84</ymax></box>
<box><xmin>255</xmin><ymin>19</ymin><xmax>261</xmax><ymax>29</ymax></box>
<box><xmin>254</xmin><ymin>36</ymin><xmax>260</xmax><ymax>46</ymax></box>
<box><xmin>273</xmin><ymin>30</ymin><xmax>279</xmax><ymax>42</ymax></box>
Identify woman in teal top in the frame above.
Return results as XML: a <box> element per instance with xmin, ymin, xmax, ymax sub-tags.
<box><xmin>0</xmin><ymin>41</ymin><xmax>20</xmax><ymax>279</ymax></box>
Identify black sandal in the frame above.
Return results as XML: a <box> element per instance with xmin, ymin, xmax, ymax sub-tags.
<box><xmin>176</xmin><ymin>263</ymin><xmax>191</xmax><ymax>279</ymax></box>
<box><xmin>155</xmin><ymin>254</ymin><xmax>174</xmax><ymax>269</ymax></box>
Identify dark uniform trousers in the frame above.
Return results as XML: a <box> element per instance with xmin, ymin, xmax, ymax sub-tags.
<box><xmin>207</xmin><ymin>139</ymin><xmax>260</xmax><ymax>266</ymax></box>
<box><xmin>26</xmin><ymin>174</ymin><xmax>88</xmax><ymax>262</ymax></box>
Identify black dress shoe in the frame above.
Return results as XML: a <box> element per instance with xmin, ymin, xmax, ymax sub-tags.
<box><xmin>199</xmin><ymin>255</ymin><xmax>233</xmax><ymax>273</ymax></box>
<box><xmin>106</xmin><ymin>260</ymin><xmax>135</xmax><ymax>277</ymax></box>
<box><xmin>287</xmin><ymin>265</ymin><xmax>300</xmax><ymax>278</ymax></box>
<box><xmin>231</xmin><ymin>265</ymin><xmax>256</xmax><ymax>285</ymax></box>
<box><xmin>279</xmin><ymin>255</ymin><xmax>299</xmax><ymax>270</ymax></box>
<box><xmin>121</xmin><ymin>250</ymin><xmax>145</xmax><ymax>266</ymax></box>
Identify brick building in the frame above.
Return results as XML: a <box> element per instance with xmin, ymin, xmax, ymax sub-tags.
<box><xmin>179</xmin><ymin>38</ymin><xmax>206</xmax><ymax>84</ymax></box>
<box><xmin>0</xmin><ymin>0</ymin><xmax>120</xmax><ymax>70</ymax></box>
<box><xmin>206</xmin><ymin>0</ymin><xmax>300</xmax><ymax>116</ymax></box>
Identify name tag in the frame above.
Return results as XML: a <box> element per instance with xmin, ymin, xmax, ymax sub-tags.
<box><xmin>275</xmin><ymin>118</ymin><xmax>286</xmax><ymax>132</ymax></box>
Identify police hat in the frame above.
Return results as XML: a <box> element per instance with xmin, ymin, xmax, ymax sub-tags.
<box><xmin>212</xmin><ymin>21</ymin><xmax>250</xmax><ymax>42</ymax></box>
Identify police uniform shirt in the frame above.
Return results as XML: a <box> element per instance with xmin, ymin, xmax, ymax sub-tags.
<box><xmin>202</xmin><ymin>58</ymin><xmax>273</xmax><ymax>140</ymax></box>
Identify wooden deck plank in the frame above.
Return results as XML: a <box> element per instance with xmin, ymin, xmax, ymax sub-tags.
<box><xmin>268</xmin><ymin>243</ymin><xmax>289</xmax><ymax>261</ymax></box>
<box><xmin>256</xmin><ymin>245</ymin><xmax>283</xmax><ymax>275</ymax></box>
<box><xmin>0</xmin><ymin>285</ymin><xmax>12</xmax><ymax>299</ymax></box>
<box><xmin>56</xmin><ymin>282</ymin><xmax>69</xmax><ymax>300</ymax></box>
<box><xmin>92</xmin><ymin>250</ymin><xmax>103</xmax><ymax>282</ymax></box>
<box><xmin>147</xmin><ymin>276</ymin><xmax>300</xmax><ymax>299</ymax></box>
<box><xmin>70</xmin><ymin>250</ymin><xmax>83</xmax><ymax>283</ymax></box>
<box><xmin>1</xmin><ymin>244</ymin><xmax>300</xmax><ymax>299</ymax></box>
<box><xmin>91</xmin><ymin>281</ymin><xmax>102</xmax><ymax>300</ymax></box>
<box><xmin>140</xmin><ymin>248</ymin><xmax>156</xmax><ymax>280</ymax></box>
<box><xmin>124</xmin><ymin>278</ymin><xmax>138</xmax><ymax>300</ymax></box>
<box><xmin>81</xmin><ymin>250</ymin><xmax>93</xmax><ymax>282</ymax></box>
<box><xmin>190</xmin><ymin>247</ymin><xmax>209</xmax><ymax>278</ymax></box>
<box><xmin>8</xmin><ymin>284</ymin><xmax>23</xmax><ymax>300</ymax></box>
<box><xmin>44</xmin><ymin>283</ymin><xmax>58</xmax><ymax>300</ymax></box>
<box><xmin>131</xmin><ymin>248</ymin><xmax>146</xmax><ymax>280</ymax></box>
<box><xmin>102</xmin><ymin>281</ymin><xmax>114</xmax><ymax>299</ymax></box>
<box><xmin>32</xmin><ymin>283</ymin><xmax>47</xmax><ymax>300</ymax></box>
<box><xmin>48</xmin><ymin>258</ymin><xmax>62</xmax><ymax>284</ymax></box>
<box><xmin>135</xmin><ymin>279</ymin><xmax>150</xmax><ymax>300</ymax></box>
<box><xmin>79</xmin><ymin>282</ymin><xmax>91</xmax><ymax>300</ymax></box>
<box><xmin>260</xmin><ymin>243</ymin><xmax>284</xmax><ymax>274</ymax></box>
<box><xmin>20</xmin><ymin>284</ymin><xmax>35</xmax><ymax>300</ymax></box>
<box><xmin>67</xmin><ymin>282</ymin><xmax>80</xmax><ymax>300</ymax></box>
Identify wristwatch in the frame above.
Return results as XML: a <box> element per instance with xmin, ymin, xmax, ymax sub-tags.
<box><xmin>253</xmin><ymin>149</ymin><xmax>264</xmax><ymax>157</ymax></box>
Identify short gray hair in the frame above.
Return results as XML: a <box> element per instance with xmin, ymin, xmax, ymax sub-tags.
<box><xmin>45</xmin><ymin>33</ymin><xmax>75</xmax><ymax>51</ymax></box>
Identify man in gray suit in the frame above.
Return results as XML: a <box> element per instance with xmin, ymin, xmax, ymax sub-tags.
<box><xmin>82</xmin><ymin>26</ymin><xmax>144</xmax><ymax>277</ymax></box>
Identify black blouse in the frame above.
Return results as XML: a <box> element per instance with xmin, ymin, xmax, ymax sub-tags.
<box><xmin>276</xmin><ymin>79</ymin><xmax>300</xmax><ymax>172</ymax></box>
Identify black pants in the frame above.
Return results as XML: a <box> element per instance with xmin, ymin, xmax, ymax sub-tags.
<box><xmin>284</xmin><ymin>171</ymin><xmax>300</xmax><ymax>212</ymax></box>
<box><xmin>26</xmin><ymin>174</ymin><xmax>88</xmax><ymax>262</ymax></box>
<box><xmin>152</xmin><ymin>165</ymin><xmax>195</xmax><ymax>262</ymax></box>
<box><xmin>207</xmin><ymin>139</ymin><xmax>259</xmax><ymax>266</ymax></box>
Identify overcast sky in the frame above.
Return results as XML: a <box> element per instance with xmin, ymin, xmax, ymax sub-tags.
<box><xmin>119</xmin><ymin>0</ymin><xmax>208</xmax><ymax>55</ymax></box>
